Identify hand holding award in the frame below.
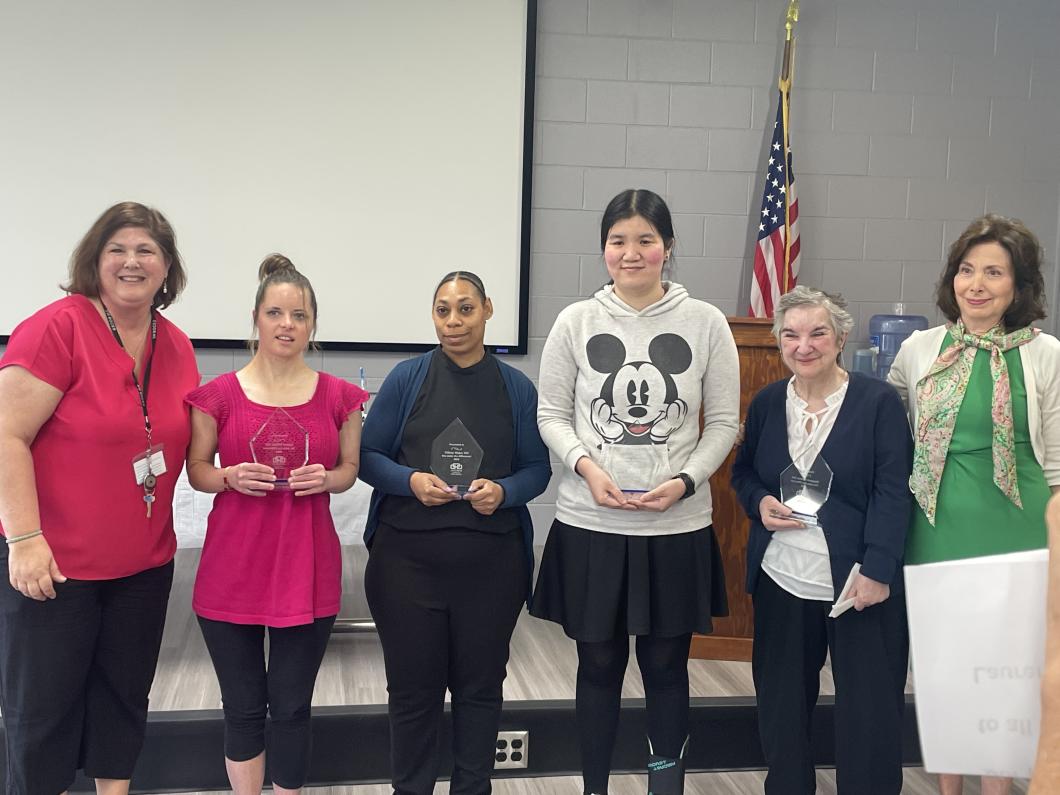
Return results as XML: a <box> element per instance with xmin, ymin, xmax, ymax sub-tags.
<box><xmin>774</xmin><ymin>454</ymin><xmax>833</xmax><ymax>528</ymax></box>
<box><xmin>430</xmin><ymin>418</ymin><xmax>483</xmax><ymax>495</ymax></box>
<box><xmin>250</xmin><ymin>408</ymin><xmax>309</xmax><ymax>491</ymax></box>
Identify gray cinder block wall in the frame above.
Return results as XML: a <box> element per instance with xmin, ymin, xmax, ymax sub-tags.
<box><xmin>528</xmin><ymin>0</ymin><xmax>1060</xmax><ymax>345</ymax></box>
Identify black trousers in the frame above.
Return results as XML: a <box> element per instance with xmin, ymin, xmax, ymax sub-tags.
<box><xmin>0</xmin><ymin>550</ymin><xmax>173</xmax><ymax>795</ymax></box>
<box><xmin>365</xmin><ymin>523</ymin><xmax>527</xmax><ymax>795</ymax></box>
<box><xmin>752</xmin><ymin>573</ymin><xmax>909</xmax><ymax>795</ymax></box>
<box><xmin>197</xmin><ymin>615</ymin><xmax>335</xmax><ymax>790</ymax></box>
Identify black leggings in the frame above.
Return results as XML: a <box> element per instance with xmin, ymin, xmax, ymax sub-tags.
<box><xmin>197</xmin><ymin>615</ymin><xmax>335</xmax><ymax>790</ymax></box>
<box><xmin>576</xmin><ymin>633</ymin><xmax>692</xmax><ymax>793</ymax></box>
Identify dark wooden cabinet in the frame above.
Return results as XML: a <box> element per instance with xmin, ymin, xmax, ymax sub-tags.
<box><xmin>690</xmin><ymin>317</ymin><xmax>788</xmax><ymax>661</ymax></box>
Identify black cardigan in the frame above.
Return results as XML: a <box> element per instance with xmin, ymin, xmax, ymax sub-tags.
<box><xmin>730</xmin><ymin>371</ymin><xmax>913</xmax><ymax>597</ymax></box>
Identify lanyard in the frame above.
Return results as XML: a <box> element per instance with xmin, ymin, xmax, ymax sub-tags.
<box><xmin>100</xmin><ymin>301</ymin><xmax>158</xmax><ymax>450</ymax></box>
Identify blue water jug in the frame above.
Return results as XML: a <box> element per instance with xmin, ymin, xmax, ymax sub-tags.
<box><xmin>869</xmin><ymin>309</ymin><xmax>929</xmax><ymax>379</ymax></box>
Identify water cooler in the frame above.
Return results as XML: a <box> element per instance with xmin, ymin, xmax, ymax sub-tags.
<box><xmin>868</xmin><ymin>304</ymin><xmax>929</xmax><ymax>379</ymax></box>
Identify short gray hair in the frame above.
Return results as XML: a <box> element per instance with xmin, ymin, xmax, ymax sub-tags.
<box><xmin>771</xmin><ymin>285</ymin><xmax>855</xmax><ymax>339</ymax></box>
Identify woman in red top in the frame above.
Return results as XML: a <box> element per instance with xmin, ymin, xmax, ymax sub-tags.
<box><xmin>185</xmin><ymin>255</ymin><xmax>367</xmax><ymax>795</ymax></box>
<box><xmin>0</xmin><ymin>202</ymin><xmax>199</xmax><ymax>795</ymax></box>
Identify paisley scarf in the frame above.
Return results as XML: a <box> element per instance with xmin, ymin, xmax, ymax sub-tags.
<box><xmin>910</xmin><ymin>320</ymin><xmax>1038</xmax><ymax>525</ymax></box>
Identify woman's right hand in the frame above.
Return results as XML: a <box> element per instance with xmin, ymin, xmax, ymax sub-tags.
<box><xmin>409</xmin><ymin>472</ymin><xmax>461</xmax><ymax>507</ymax></box>
<box><xmin>225</xmin><ymin>462</ymin><xmax>275</xmax><ymax>495</ymax></box>
<box><xmin>576</xmin><ymin>457</ymin><xmax>638</xmax><ymax>511</ymax></box>
<box><xmin>759</xmin><ymin>495</ymin><xmax>805</xmax><ymax>531</ymax></box>
<box><xmin>8</xmin><ymin>535</ymin><xmax>66</xmax><ymax>600</ymax></box>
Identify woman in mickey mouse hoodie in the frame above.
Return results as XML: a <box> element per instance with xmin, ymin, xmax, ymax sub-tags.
<box><xmin>532</xmin><ymin>189</ymin><xmax>740</xmax><ymax>795</ymax></box>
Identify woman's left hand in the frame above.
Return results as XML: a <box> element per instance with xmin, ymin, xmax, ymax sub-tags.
<box><xmin>849</xmin><ymin>573</ymin><xmax>890</xmax><ymax>611</ymax></box>
<box><xmin>463</xmin><ymin>479</ymin><xmax>505</xmax><ymax>516</ymax></box>
<box><xmin>289</xmin><ymin>463</ymin><xmax>328</xmax><ymax>496</ymax></box>
<box><xmin>631</xmin><ymin>478</ymin><xmax>686</xmax><ymax>512</ymax></box>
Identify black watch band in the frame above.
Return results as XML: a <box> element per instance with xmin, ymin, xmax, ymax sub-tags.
<box><xmin>674</xmin><ymin>472</ymin><xmax>695</xmax><ymax>499</ymax></box>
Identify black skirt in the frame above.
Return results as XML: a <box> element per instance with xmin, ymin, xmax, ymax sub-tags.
<box><xmin>530</xmin><ymin>519</ymin><xmax>728</xmax><ymax>642</ymax></box>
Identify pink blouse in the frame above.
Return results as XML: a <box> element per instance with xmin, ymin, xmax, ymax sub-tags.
<box><xmin>185</xmin><ymin>372</ymin><xmax>367</xmax><ymax>626</ymax></box>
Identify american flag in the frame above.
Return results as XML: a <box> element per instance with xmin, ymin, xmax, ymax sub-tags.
<box><xmin>750</xmin><ymin>91</ymin><xmax>800</xmax><ymax>318</ymax></box>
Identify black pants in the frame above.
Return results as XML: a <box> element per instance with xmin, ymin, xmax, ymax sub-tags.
<box><xmin>0</xmin><ymin>551</ymin><xmax>173</xmax><ymax>795</ymax></box>
<box><xmin>365</xmin><ymin>523</ymin><xmax>527</xmax><ymax>795</ymax></box>
<box><xmin>197</xmin><ymin>615</ymin><xmax>335</xmax><ymax>790</ymax></box>
<box><xmin>752</xmin><ymin>573</ymin><xmax>909</xmax><ymax>795</ymax></box>
<box><xmin>576</xmin><ymin>633</ymin><xmax>692</xmax><ymax>794</ymax></box>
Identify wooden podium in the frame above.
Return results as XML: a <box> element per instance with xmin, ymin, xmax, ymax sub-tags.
<box><xmin>689</xmin><ymin>317</ymin><xmax>788</xmax><ymax>661</ymax></box>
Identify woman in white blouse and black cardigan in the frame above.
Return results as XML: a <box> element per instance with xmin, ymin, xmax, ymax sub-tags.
<box><xmin>731</xmin><ymin>286</ymin><xmax>913</xmax><ymax>795</ymax></box>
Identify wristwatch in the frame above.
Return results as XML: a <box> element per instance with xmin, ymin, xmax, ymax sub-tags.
<box><xmin>674</xmin><ymin>472</ymin><xmax>695</xmax><ymax>499</ymax></box>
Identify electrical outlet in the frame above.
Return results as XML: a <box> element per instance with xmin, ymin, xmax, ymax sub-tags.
<box><xmin>494</xmin><ymin>730</ymin><xmax>528</xmax><ymax>769</ymax></box>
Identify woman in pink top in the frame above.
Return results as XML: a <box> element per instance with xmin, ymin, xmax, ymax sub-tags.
<box><xmin>185</xmin><ymin>255</ymin><xmax>367</xmax><ymax>795</ymax></box>
<box><xmin>0</xmin><ymin>202</ymin><xmax>199</xmax><ymax>795</ymax></box>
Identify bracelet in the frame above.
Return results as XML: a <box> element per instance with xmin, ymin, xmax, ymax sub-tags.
<box><xmin>6</xmin><ymin>530</ymin><xmax>43</xmax><ymax>545</ymax></box>
<box><xmin>222</xmin><ymin>467</ymin><xmax>233</xmax><ymax>492</ymax></box>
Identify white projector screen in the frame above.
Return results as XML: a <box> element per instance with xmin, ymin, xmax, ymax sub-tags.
<box><xmin>0</xmin><ymin>0</ymin><xmax>534</xmax><ymax>352</ymax></box>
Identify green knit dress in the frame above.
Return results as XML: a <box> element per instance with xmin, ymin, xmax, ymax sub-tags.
<box><xmin>907</xmin><ymin>333</ymin><xmax>1050</xmax><ymax>565</ymax></box>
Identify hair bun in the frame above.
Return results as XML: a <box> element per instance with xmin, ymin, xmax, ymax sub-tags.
<box><xmin>258</xmin><ymin>253</ymin><xmax>297</xmax><ymax>282</ymax></box>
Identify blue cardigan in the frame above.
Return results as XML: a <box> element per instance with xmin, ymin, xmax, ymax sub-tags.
<box><xmin>730</xmin><ymin>372</ymin><xmax>912</xmax><ymax>597</ymax></box>
<box><xmin>359</xmin><ymin>351</ymin><xmax>552</xmax><ymax>596</ymax></box>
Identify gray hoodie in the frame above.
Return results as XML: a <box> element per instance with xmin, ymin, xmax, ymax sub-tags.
<box><xmin>537</xmin><ymin>282</ymin><xmax>740</xmax><ymax>536</ymax></box>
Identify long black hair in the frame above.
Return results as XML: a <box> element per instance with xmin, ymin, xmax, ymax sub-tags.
<box><xmin>599</xmin><ymin>189</ymin><xmax>676</xmax><ymax>253</ymax></box>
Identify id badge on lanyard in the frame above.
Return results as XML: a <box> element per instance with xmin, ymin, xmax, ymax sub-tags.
<box><xmin>102</xmin><ymin>302</ymin><xmax>164</xmax><ymax>518</ymax></box>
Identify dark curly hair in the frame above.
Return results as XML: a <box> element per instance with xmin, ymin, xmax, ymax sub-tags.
<box><xmin>936</xmin><ymin>214</ymin><xmax>1046</xmax><ymax>331</ymax></box>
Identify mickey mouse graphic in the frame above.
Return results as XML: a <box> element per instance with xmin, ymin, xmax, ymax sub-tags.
<box><xmin>586</xmin><ymin>332</ymin><xmax>693</xmax><ymax>446</ymax></box>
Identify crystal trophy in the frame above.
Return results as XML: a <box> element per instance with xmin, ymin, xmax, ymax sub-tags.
<box><xmin>599</xmin><ymin>441</ymin><xmax>668</xmax><ymax>494</ymax></box>
<box><xmin>250</xmin><ymin>408</ymin><xmax>309</xmax><ymax>490</ymax></box>
<box><xmin>778</xmin><ymin>454</ymin><xmax>833</xmax><ymax>527</ymax></box>
<box><xmin>430</xmin><ymin>418</ymin><xmax>483</xmax><ymax>494</ymax></box>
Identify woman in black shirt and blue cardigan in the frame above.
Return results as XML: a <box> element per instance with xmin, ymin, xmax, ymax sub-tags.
<box><xmin>360</xmin><ymin>271</ymin><xmax>551</xmax><ymax>795</ymax></box>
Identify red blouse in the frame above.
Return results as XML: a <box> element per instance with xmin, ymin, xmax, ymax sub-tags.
<box><xmin>0</xmin><ymin>295</ymin><xmax>200</xmax><ymax>579</ymax></box>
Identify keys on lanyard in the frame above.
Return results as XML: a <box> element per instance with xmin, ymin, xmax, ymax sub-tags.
<box><xmin>144</xmin><ymin>473</ymin><xmax>157</xmax><ymax>518</ymax></box>
<box><xmin>101</xmin><ymin>300</ymin><xmax>161</xmax><ymax>521</ymax></box>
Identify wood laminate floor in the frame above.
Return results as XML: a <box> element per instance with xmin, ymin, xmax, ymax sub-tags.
<box><xmin>151</xmin><ymin>547</ymin><xmax>763</xmax><ymax>710</ymax></box>
<box><xmin>150</xmin><ymin>548</ymin><xmax>1026</xmax><ymax>794</ymax></box>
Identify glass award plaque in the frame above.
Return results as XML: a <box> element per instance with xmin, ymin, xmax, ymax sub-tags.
<box><xmin>779</xmin><ymin>455</ymin><xmax>833</xmax><ymax>527</ymax></box>
<box><xmin>250</xmin><ymin>408</ymin><xmax>309</xmax><ymax>490</ymax></box>
<box><xmin>599</xmin><ymin>441</ymin><xmax>669</xmax><ymax>494</ymax></box>
<box><xmin>430</xmin><ymin>418</ymin><xmax>483</xmax><ymax>494</ymax></box>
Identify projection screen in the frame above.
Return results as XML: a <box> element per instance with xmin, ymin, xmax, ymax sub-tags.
<box><xmin>0</xmin><ymin>0</ymin><xmax>534</xmax><ymax>352</ymax></box>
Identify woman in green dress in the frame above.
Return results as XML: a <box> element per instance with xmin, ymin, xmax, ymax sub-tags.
<box><xmin>889</xmin><ymin>214</ymin><xmax>1060</xmax><ymax>795</ymax></box>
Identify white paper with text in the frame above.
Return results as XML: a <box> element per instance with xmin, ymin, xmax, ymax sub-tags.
<box><xmin>905</xmin><ymin>549</ymin><xmax>1048</xmax><ymax>778</ymax></box>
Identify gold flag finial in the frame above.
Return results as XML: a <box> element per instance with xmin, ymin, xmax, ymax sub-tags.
<box><xmin>780</xmin><ymin>0</ymin><xmax>800</xmax><ymax>84</ymax></box>
<box><xmin>785</xmin><ymin>0</ymin><xmax>800</xmax><ymax>41</ymax></box>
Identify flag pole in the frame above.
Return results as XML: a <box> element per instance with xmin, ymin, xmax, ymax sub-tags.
<box><xmin>779</xmin><ymin>0</ymin><xmax>798</xmax><ymax>293</ymax></box>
